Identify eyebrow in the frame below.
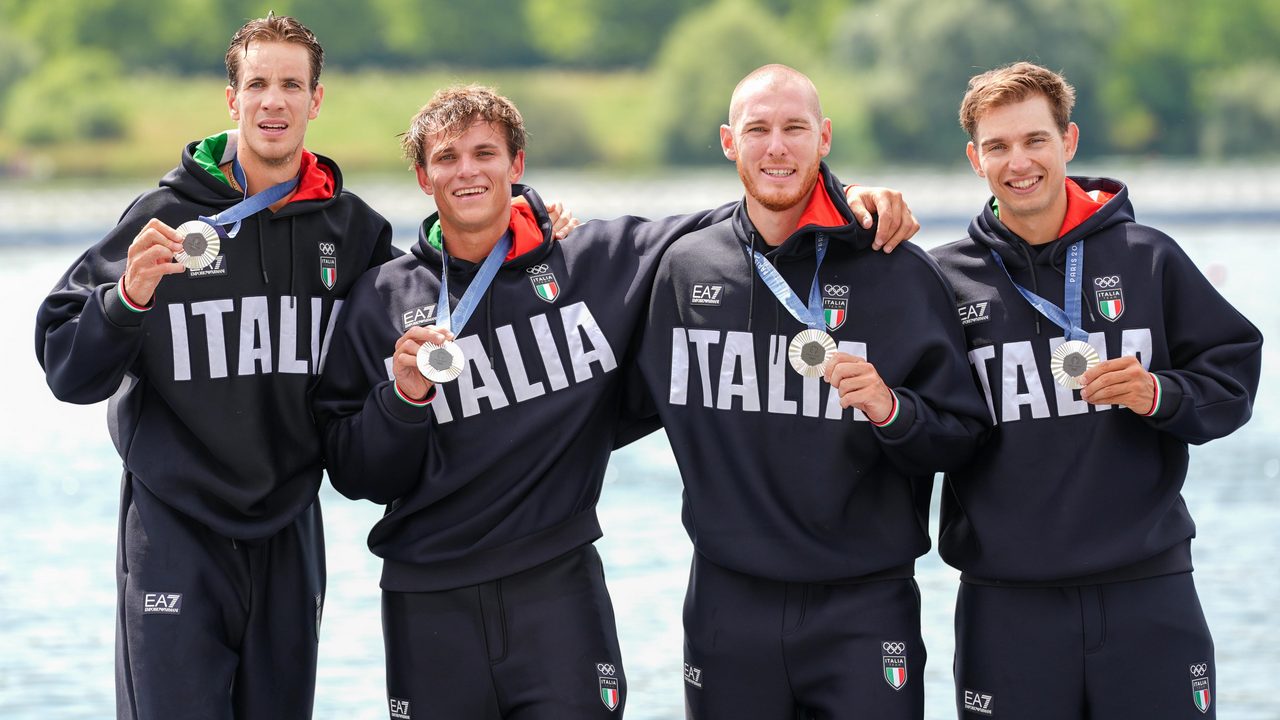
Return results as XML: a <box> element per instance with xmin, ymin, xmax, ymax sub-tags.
<box><xmin>980</xmin><ymin>129</ymin><xmax>1051</xmax><ymax>149</ymax></box>
<box><xmin>431</xmin><ymin>141</ymin><xmax>500</xmax><ymax>159</ymax></box>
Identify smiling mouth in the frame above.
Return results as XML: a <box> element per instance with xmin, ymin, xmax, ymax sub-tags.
<box><xmin>259</xmin><ymin>122</ymin><xmax>288</xmax><ymax>132</ymax></box>
<box><xmin>762</xmin><ymin>168</ymin><xmax>795</xmax><ymax>178</ymax></box>
<box><xmin>1008</xmin><ymin>177</ymin><xmax>1041</xmax><ymax>190</ymax></box>
<box><xmin>453</xmin><ymin>187</ymin><xmax>487</xmax><ymax>197</ymax></box>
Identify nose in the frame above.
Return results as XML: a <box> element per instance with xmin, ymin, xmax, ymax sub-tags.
<box><xmin>765</xmin><ymin>128</ymin><xmax>788</xmax><ymax>157</ymax></box>
<box><xmin>259</xmin><ymin>84</ymin><xmax>286</xmax><ymax>111</ymax></box>
<box><xmin>1008</xmin><ymin>146</ymin><xmax>1033</xmax><ymax>173</ymax></box>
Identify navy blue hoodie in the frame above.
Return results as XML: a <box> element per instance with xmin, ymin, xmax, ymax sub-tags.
<box><xmin>312</xmin><ymin>185</ymin><xmax>731</xmax><ymax>591</ymax></box>
<box><xmin>636</xmin><ymin>164</ymin><xmax>990</xmax><ymax>583</ymax></box>
<box><xmin>930</xmin><ymin>177</ymin><xmax>1262</xmax><ymax>584</ymax></box>
<box><xmin>35</xmin><ymin>132</ymin><xmax>395</xmax><ymax>540</ymax></box>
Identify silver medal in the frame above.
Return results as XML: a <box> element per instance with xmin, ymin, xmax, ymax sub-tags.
<box><xmin>1050</xmin><ymin>339</ymin><xmax>1100</xmax><ymax>389</ymax></box>
<box><xmin>416</xmin><ymin>339</ymin><xmax>465</xmax><ymax>384</ymax></box>
<box><xmin>788</xmin><ymin>329</ymin><xmax>837</xmax><ymax>378</ymax></box>
<box><xmin>174</xmin><ymin>220</ymin><xmax>221</xmax><ymax>270</ymax></box>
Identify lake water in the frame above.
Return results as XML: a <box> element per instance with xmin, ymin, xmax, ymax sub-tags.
<box><xmin>1</xmin><ymin>168</ymin><xmax>1277</xmax><ymax>719</ymax></box>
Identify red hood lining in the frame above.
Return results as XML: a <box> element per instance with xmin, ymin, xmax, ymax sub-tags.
<box><xmin>1058</xmin><ymin>178</ymin><xmax>1114</xmax><ymax>238</ymax></box>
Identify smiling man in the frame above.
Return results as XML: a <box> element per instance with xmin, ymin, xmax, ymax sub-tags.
<box><xmin>635</xmin><ymin>64</ymin><xmax>989</xmax><ymax>719</ymax></box>
<box><xmin>34</xmin><ymin>14</ymin><xmax>394</xmax><ymax>719</ymax></box>
<box><xmin>930</xmin><ymin>62</ymin><xmax>1262</xmax><ymax>720</ymax></box>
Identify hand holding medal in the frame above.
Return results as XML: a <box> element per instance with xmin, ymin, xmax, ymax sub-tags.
<box><xmin>120</xmin><ymin>218</ymin><xmax>188</xmax><ymax>307</ymax></box>
<box><xmin>1079</xmin><ymin>355</ymin><xmax>1159</xmax><ymax>414</ymax></box>
<box><xmin>824</xmin><ymin>352</ymin><xmax>894</xmax><ymax>420</ymax></box>
<box><xmin>394</xmin><ymin>325</ymin><xmax>456</xmax><ymax>401</ymax></box>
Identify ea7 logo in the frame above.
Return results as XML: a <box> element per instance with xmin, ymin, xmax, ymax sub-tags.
<box><xmin>964</xmin><ymin>689</ymin><xmax>994</xmax><ymax>716</ymax></box>
<box><xmin>402</xmin><ymin>304</ymin><xmax>438</xmax><ymax>330</ymax></box>
<box><xmin>143</xmin><ymin>592</ymin><xmax>182</xmax><ymax>615</ymax></box>
<box><xmin>958</xmin><ymin>301</ymin><xmax>991</xmax><ymax>326</ymax></box>
<box><xmin>389</xmin><ymin>697</ymin><xmax>411</xmax><ymax>719</ymax></box>
<box><xmin>683</xmin><ymin>663</ymin><xmax>703</xmax><ymax>688</ymax></box>
<box><xmin>690</xmin><ymin>283</ymin><xmax>724</xmax><ymax>306</ymax></box>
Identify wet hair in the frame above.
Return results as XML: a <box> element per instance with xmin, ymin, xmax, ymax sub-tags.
<box><xmin>401</xmin><ymin>84</ymin><xmax>527</xmax><ymax>168</ymax></box>
<box><xmin>959</xmin><ymin>61</ymin><xmax>1076</xmax><ymax>139</ymax></box>
<box><xmin>225</xmin><ymin>12</ymin><xmax>324</xmax><ymax>92</ymax></box>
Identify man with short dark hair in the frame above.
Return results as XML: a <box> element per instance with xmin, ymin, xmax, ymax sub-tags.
<box><xmin>636</xmin><ymin>64</ymin><xmax>989</xmax><ymax>719</ymax></box>
<box><xmin>35</xmin><ymin>14</ymin><xmax>394</xmax><ymax>718</ymax></box>
<box><xmin>932</xmin><ymin>61</ymin><xmax>1262</xmax><ymax>719</ymax></box>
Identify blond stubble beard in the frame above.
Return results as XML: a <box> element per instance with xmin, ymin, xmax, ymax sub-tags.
<box><xmin>737</xmin><ymin>157</ymin><xmax>822</xmax><ymax>212</ymax></box>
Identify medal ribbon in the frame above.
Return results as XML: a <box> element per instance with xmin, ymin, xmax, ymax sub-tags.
<box><xmin>750</xmin><ymin>233</ymin><xmax>829</xmax><ymax>331</ymax></box>
<box><xmin>990</xmin><ymin>241</ymin><xmax>1088</xmax><ymax>341</ymax></box>
<box><xmin>198</xmin><ymin>158</ymin><xmax>299</xmax><ymax>239</ymax></box>
<box><xmin>437</xmin><ymin>230</ymin><xmax>513</xmax><ymax>335</ymax></box>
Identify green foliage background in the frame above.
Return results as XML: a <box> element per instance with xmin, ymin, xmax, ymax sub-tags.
<box><xmin>1</xmin><ymin>0</ymin><xmax>1278</xmax><ymax>177</ymax></box>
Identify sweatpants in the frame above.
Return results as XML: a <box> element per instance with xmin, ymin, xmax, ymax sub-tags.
<box><xmin>382</xmin><ymin>543</ymin><xmax>626</xmax><ymax>719</ymax></box>
<box><xmin>115</xmin><ymin>474</ymin><xmax>326</xmax><ymax>720</ymax></box>
<box><xmin>682</xmin><ymin>552</ymin><xmax>925</xmax><ymax>720</ymax></box>
<box><xmin>954</xmin><ymin>572</ymin><xmax>1215</xmax><ymax>719</ymax></box>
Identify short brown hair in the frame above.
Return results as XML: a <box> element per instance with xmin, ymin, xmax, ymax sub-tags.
<box><xmin>959</xmin><ymin>62</ymin><xmax>1076</xmax><ymax>139</ymax></box>
<box><xmin>226</xmin><ymin>13</ymin><xmax>324</xmax><ymax>92</ymax></box>
<box><xmin>401</xmin><ymin>85</ymin><xmax>527</xmax><ymax>169</ymax></box>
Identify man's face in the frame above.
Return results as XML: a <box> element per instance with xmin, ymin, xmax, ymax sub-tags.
<box><xmin>967</xmin><ymin>95</ymin><xmax>1079</xmax><ymax>225</ymax></box>
<box><xmin>721</xmin><ymin>79</ymin><xmax>831</xmax><ymax>212</ymax></box>
<box><xmin>415</xmin><ymin>119</ymin><xmax>524</xmax><ymax>236</ymax></box>
<box><xmin>226</xmin><ymin>41</ymin><xmax>322</xmax><ymax>170</ymax></box>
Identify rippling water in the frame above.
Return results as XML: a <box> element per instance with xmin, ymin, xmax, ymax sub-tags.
<box><xmin>2</xmin><ymin>171</ymin><xmax>1277</xmax><ymax>719</ymax></box>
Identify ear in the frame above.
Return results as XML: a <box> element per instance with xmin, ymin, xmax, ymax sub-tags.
<box><xmin>966</xmin><ymin>141</ymin><xmax>983</xmax><ymax>177</ymax></box>
<box><xmin>226</xmin><ymin>85</ymin><xmax>239</xmax><ymax>121</ymax></box>
<box><xmin>509</xmin><ymin>149</ymin><xmax>525</xmax><ymax>183</ymax></box>
<box><xmin>818</xmin><ymin>117</ymin><xmax>832</xmax><ymax>158</ymax></box>
<box><xmin>308</xmin><ymin>83</ymin><xmax>324</xmax><ymax>120</ymax></box>
<box><xmin>415</xmin><ymin>163</ymin><xmax>434</xmax><ymax>196</ymax></box>
<box><xmin>720</xmin><ymin>124</ymin><xmax>737</xmax><ymax>161</ymax></box>
<box><xmin>1063</xmin><ymin>122</ymin><xmax>1079</xmax><ymax>163</ymax></box>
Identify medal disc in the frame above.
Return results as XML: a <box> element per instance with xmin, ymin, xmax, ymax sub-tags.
<box><xmin>174</xmin><ymin>220</ymin><xmax>221</xmax><ymax>270</ymax></box>
<box><xmin>788</xmin><ymin>329</ymin><xmax>837</xmax><ymax>378</ymax></box>
<box><xmin>416</xmin><ymin>339</ymin><xmax>465</xmax><ymax>384</ymax></box>
<box><xmin>1050</xmin><ymin>339</ymin><xmax>1100</xmax><ymax>389</ymax></box>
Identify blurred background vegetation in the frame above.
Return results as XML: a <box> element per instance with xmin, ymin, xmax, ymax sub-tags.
<box><xmin>1</xmin><ymin>0</ymin><xmax>1278</xmax><ymax>178</ymax></box>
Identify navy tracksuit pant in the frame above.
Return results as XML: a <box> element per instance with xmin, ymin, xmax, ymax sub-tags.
<box><xmin>381</xmin><ymin>543</ymin><xmax>626</xmax><ymax>719</ymax></box>
<box><xmin>115</xmin><ymin>475</ymin><xmax>326</xmax><ymax>719</ymax></box>
<box><xmin>954</xmin><ymin>572</ymin><xmax>1216</xmax><ymax>719</ymax></box>
<box><xmin>682</xmin><ymin>552</ymin><xmax>926</xmax><ymax>720</ymax></box>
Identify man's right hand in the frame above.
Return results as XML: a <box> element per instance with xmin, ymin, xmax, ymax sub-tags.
<box><xmin>393</xmin><ymin>325</ymin><xmax>455</xmax><ymax>401</ymax></box>
<box><xmin>122</xmin><ymin>219</ymin><xmax>186</xmax><ymax>306</ymax></box>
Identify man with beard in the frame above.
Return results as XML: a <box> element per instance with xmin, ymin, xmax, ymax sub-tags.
<box><xmin>34</xmin><ymin>14</ymin><xmax>394</xmax><ymax>719</ymax></box>
<box><xmin>635</xmin><ymin>64</ymin><xmax>990</xmax><ymax>718</ymax></box>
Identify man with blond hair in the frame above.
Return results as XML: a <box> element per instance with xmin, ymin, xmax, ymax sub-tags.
<box><xmin>931</xmin><ymin>61</ymin><xmax>1261</xmax><ymax>719</ymax></box>
<box><xmin>35</xmin><ymin>13</ymin><xmax>394</xmax><ymax>719</ymax></box>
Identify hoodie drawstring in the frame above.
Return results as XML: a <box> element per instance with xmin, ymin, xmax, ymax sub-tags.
<box><xmin>1017</xmin><ymin>242</ymin><xmax>1042</xmax><ymax>336</ymax></box>
<box><xmin>258</xmin><ymin>214</ymin><xmax>269</xmax><ymax>285</ymax></box>
<box><xmin>288</xmin><ymin>217</ymin><xmax>297</xmax><ymax>306</ymax></box>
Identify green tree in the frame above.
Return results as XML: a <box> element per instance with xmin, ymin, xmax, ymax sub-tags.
<box><xmin>524</xmin><ymin>0</ymin><xmax>710</xmax><ymax>68</ymax></box>
<box><xmin>831</xmin><ymin>0</ymin><xmax>1111</xmax><ymax>163</ymax></box>
<box><xmin>651</xmin><ymin>0</ymin><xmax>817</xmax><ymax>165</ymax></box>
<box><xmin>4</xmin><ymin>50</ymin><xmax>127</xmax><ymax>144</ymax></box>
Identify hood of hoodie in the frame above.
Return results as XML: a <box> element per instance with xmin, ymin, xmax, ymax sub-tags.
<box><xmin>968</xmin><ymin>176</ymin><xmax>1134</xmax><ymax>272</ymax></box>
<box><xmin>161</xmin><ymin>129</ymin><xmax>340</xmax><ymax>215</ymax></box>
<box><xmin>732</xmin><ymin>161</ymin><xmax>875</xmax><ymax>261</ymax></box>
<box><xmin>410</xmin><ymin>183</ymin><xmax>555</xmax><ymax>273</ymax></box>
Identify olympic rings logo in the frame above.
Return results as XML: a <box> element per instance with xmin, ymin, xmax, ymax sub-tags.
<box><xmin>596</xmin><ymin>663</ymin><xmax>616</xmax><ymax>676</ymax></box>
<box><xmin>1189</xmin><ymin>663</ymin><xmax>1208</xmax><ymax>677</ymax></box>
<box><xmin>824</xmin><ymin>284</ymin><xmax>850</xmax><ymax>297</ymax></box>
<box><xmin>527</xmin><ymin>264</ymin><xmax>551</xmax><ymax>274</ymax></box>
<box><xmin>1093</xmin><ymin>275</ymin><xmax>1120</xmax><ymax>288</ymax></box>
<box><xmin>318</xmin><ymin>243</ymin><xmax>336</xmax><ymax>256</ymax></box>
<box><xmin>882</xmin><ymin>642</ymin><xmax>905</xmax><ymax>655</ymax></box>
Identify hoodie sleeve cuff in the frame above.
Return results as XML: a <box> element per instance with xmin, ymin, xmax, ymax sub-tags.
<box><xmin>103</xmin><ymin>281</ymin><xmax>150</xmax><ymax>327</ymax></box>
<box><xmin>871</xmin><ymin>389</ymin><xmax>915</xmax><ymax>440</ymax></box>
<box><xmin>1142</xmin><ymin>372</ymin><xmax>1181</xmax><ymax>420</ymax></box>
<box><xmin>380</xmin><ymin>380</ymin><xmax>436</xmax><ymax>423</ymax></box>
